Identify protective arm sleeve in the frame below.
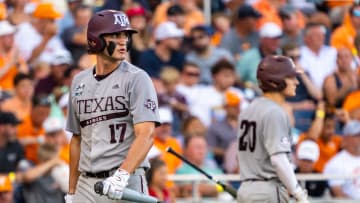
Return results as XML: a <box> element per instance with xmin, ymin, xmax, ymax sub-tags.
<box><xmin>270</xmin><ymin>153</ymin><xmax>298</xmax><ymax>194</ymax></box>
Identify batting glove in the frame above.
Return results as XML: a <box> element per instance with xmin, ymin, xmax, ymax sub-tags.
<box><xmin>64</xmin><ymin>193</ymin><xmax>73</xmax><ymax>203</ymax></box>
<box><xmin>293</xmin><ymin>186</ymin><xmax>309</xmax><ymax>203</ymax></box>
<box><xmin>102</xmin><ymin>168</ymin><xmax>130</xmax><ymax>200</ymax></box>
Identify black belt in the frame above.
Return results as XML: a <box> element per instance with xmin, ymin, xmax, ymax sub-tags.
<box><xmin>83</xmin><ymin>167</ymin><xmax>147</xmax><ymax>178</ymax></box>
<box><xmin>84</xmin><ymin>167</ymin><xmax>118</xmax><ymax>178</ymax></box>
<box><xmin>242</xmin><ymin>177</ymin><xmax>278</xmax><ymax>182</ymax></box>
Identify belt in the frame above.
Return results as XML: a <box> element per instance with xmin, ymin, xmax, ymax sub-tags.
<box><xmin>242</xmin><ymin>177</ymin><xmax>278</xmax><ymax>182</ymax></box>
<box><xmin>84</xmin><ymin>167</ymin><xmax>119</xmax><ymax>178</ymax></box>
<box><xmin>83</xmin><ymin>167</ymin><xmax>146</xmax><ymax>178</ymax></box>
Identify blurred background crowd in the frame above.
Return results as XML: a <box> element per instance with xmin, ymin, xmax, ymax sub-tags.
<box><xmin>1</xmin><ymin>0</ymin><xmax>360</xmax><ymax>202</ymax></box>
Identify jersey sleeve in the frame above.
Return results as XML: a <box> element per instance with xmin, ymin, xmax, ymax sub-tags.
<box><xmin>66</xmin><ymin>79</ymin><xmax>81</xmax><ymax>135</ymax></box>
<box><xmin>129</xmin><ymin>71</ymin><xmax>160</xmax><ymax>125</ymax></box>
<box><xmin>263</xmin><ymin>109</ymin><xmax>292</xmax><ymax>156</ymax></box>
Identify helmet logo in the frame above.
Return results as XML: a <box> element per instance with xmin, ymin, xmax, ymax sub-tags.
<box><xmin>88</xmin><ymin>40</ymin><xmax>96</xmax><ymax>47</ymax></box>
<box><xmin>114</xmin><ymin>14</ymin><xmax>130</xmax><ymax>26</ymax></box>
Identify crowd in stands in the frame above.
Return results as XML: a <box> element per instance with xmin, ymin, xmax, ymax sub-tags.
<box><xmin>0</xmin><ymin>0</ymin><xmax>360</xmax><ymax>202</ymax></box>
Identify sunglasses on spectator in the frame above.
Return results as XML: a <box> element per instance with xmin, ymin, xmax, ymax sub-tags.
<box><xmin>184</xmin><ymin>71</ymin><xmax>200</xmax><ymax>77</ymax></box>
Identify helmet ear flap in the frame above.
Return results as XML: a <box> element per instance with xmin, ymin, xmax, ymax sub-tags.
<box><xmin>87</xmin><ymin>34</ymin><xmax>106</xmax><ymax>53</ymax></box>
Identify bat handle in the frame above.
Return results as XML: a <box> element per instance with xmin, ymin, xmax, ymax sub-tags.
<box><xmin>218</xmin><ymin>182</ymin><xmax>238</xmax><ymax>199</ymax></box>
<box><xmin>94</xmin><ymin>181</ymin><xmax>104</xmax><ymax>195</ymax></box>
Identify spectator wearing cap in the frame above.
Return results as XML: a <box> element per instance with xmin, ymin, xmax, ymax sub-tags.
<box><xmin>324</xmin><ymin>120</ymin><xmax>360</xmax><ymax>199</ymax></box>
<box><xmin>152</xmin><ymin>1</ymin><xmax>204</xmax><ymax>35</ymax></box>
<box><xmin>279</xmin><ymin>5</ymin><xmax>304</xmax><ymax>47</ymax></box>
<box><xmin>0</xmin><ymin>20</ymin><xmax>28</xmax><ymax>93</ymax></box>
<box><xmin>126</xmin><ymin>6</ymin><xmax>152</xmax><ymax>66</ymax></box>
<box><xmin>236</xmin><ymin>22</ymin><xmax>282</xmax><ymax>85</ymax></box>
<box><xmin>1</xmin><ymin>73</ymin><xmax>34</xmax><ymax>120</ymax></box>
<box><xmin>220</xmin><ymin>4</ymin><xmax>261</xmax><ymax>58</ymax></box>
<box><xmin>300</xmin><ymin>23</ymin><xmax>337</xmax><ymax>89</ymax></box>
<box><xmin>61</xmin><ymin>4</ymin><xmax>92</xmax><ymax>64</ymax></box>
<box><xmin>138</xmin><ymin>21</ymin><xmax>185</xmax><ymax>78</ymax></box>
<box><xmin>186</xmin><ymin>25</ymin><xmax>234</xmax><ymax>84</ymax></box>
<box><xmin>331</xmin><ymin>3</ymin><xmax>360</xmax><ymax>52</ymax></box>
<box><xmin>206</xmin><ymin>91</ymin><xmax>240</xmax><ymax>168</ymax></box>
<box><xmin>34</xmin><ymin>49</ymin><xmax>73</xmax><ymax>96</ymax></box>
<box><xmin>0</xmin><ymin>175</ymin><xmax>13</xmax><ymax>203</ymax></box>
<box><xmin>14</xmin><ymin>2</ymin><xmax>66</xmax><ymax>65</ymax></box>
<box><xmin>0</xmin><ymin>111</ymin><xmax>24</xmax><ymax>174</ymax></box>
<box><xmin>57</xmin><ymin>0</ymin><xmax>83</xmax><ymax>35</ymax></box>
<box><xmin>17</xmin><ymin>95</ymin><xmax>51</xmax><ymax>164</ymax></box>
<box><xmin>295</xmin><ymin>140</ymin><xmax>328</xmax><ymax>197</ymax></box>
<box><xmin>153</xmin><ymin>107</ymin><xmax>182</xmax><ymax>191</ymax></box>
<box><xmin>167</xmin><ymin>4</ymin><xmax>186</xmax><ymax>31</ymax></box>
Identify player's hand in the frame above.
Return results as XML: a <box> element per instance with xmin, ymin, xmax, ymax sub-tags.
<box><xmin>293</xmin><ymin>186</ymin><xmax>309</xmax><ymax>203</ymax></box>
<box><xmin>64</xmin><ymin>193</ymin><xmax>73</xmax><ymax>203</ymax></box>
<box><xmin>102</xmin><ymin>168</ymin><xmax>130</xmax><ymax>200</ymax></box>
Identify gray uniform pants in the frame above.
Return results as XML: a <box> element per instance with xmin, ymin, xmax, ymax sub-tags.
<box><xmin>73</xmin><ymin>168</ymin><xmax>148</xmax><ymax>203</ymax></box>
<box><xmin>237</xmin><ymin>180</ymin><xmax>290</xmax><ymax>203</ymax></box>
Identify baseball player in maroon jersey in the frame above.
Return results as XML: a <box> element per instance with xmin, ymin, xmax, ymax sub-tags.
<box><xmin>64</xmin><ymin>10</ymin><xmax>160</xmax><ymax>203</ymax></box>
<box><xmin>237</xmin><ymin>55</ymin><xmax>309</xmax><ymax>203</ymax></box>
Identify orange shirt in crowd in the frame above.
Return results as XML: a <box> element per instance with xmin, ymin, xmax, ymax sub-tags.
<box><xmin>327</xmin><ymin>0</ymin><xmax>354</xmax><ymax>9</ymax></box>
<box><xmin>1</xmin><ymin>97</ymin><xmax>31</xmax><ymax>120</ymax></box>
<box><xmin>343</xmin><ymin>90</ymin><xmax>360</xmax><ymax>112</ymax></box>
<box><xmin>0</xmin><ymin>51</ymin><xmax>27</xmax><ymax>91</ymax></box>
<box><xmin>331</xmin><ymin>12</ymin><xmax>357</xmax><ymax>52</ymax></box>
<box><xmin>153</xmin><ymin>136</ymin><xmax>182</xmax><ymax>188</ymax></box>
<box><xmin>298</xmin><ymin>134</ymin><xmax>342</xmax><ymax>172</ymax></box>
<box><xmin>0</xmin><ymin>3</ymin><xmax>6</xmax><ymax>20</ymax></box>
<box><xmin>59</xmin><ymin>144</ymin><xmax>70</xmax><ymax>164</ymax></box>
<box><xmin>253</xmin><ymin>0</ymin><xmax>305</xmax><ymax>29</ymax></box>
<box><xmin>17</xmin><ymin>115</ymin><xmax>45</xmax><ymax>164</ymax></box>
<box><xmin>152</xmin><ymin>1</ymin><xmax>205</xmax><ymax>35</ymax></box>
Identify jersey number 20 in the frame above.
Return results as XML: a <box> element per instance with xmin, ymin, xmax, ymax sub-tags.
<box><xmin>109</xmin><ymin>123</ymin><xmax>127</xmax><ymax>143</ymax></box>
<box><xmin>238</xmin><ymin>120</ymin><xmax>256</xmax><ymax>152</ymax></box>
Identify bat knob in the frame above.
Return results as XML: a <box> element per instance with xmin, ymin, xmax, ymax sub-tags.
<box><xmin>94</xmin><ymin>181</ymin><xmax>104</xmax><ymax>195</ymax></box>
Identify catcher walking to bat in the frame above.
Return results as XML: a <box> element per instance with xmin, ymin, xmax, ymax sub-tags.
<box><xmin>237</xmin><ymin>55</ymin><xmax>309</xmax><ymax>203</ymax></box>
<box><xmin>64</xmin><ymin>10</ymin><xmax>160</xmax><ymax>203</ymax></box>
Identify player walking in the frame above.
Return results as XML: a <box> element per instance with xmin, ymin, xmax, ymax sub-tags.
<box><xmin>64</xmin><ymin>10</ymin><xmax>160</xmax><ymax>203</ymax></box>
<box><xmin>237</xmin><ymin>55</ymin><xmax>309</xmax><ymax>203</ymax></box>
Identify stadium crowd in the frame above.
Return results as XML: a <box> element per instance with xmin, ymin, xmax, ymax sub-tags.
<box><xmin>0</xmin><ymin>0</ymin><xmax>360</xmax><ymax>202</ymax></box>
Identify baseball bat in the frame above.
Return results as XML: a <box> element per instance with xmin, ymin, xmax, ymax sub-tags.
<box><xmin>94</xmin><ymin>181</ymin><xmax>163</xmax><ymax>203</ymax></box>
<box><xmin>166</xmin><ymin>147</ymin><xmax>238</xmax><ymax>198</ymax></box>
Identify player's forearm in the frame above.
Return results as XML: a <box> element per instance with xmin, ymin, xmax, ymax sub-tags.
<box><xmin>270</xmin><ymin>153</ymin><xmax>298</xmax><ymax>195</ymax></box>
<box><xmin>120</xmin><ymin>122</ymin><xmax>155</xmax><ymax>173</ymax></box>
<box><xmin>69</xmin><ymin>135</ymin><xmax>81</xmax><ymax>194</ymax></box>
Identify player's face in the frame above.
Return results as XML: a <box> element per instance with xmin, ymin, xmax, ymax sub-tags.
<box><xmin>103</xmin><ymin>32</ymin><xmax>129</xmax><ymax>60</ymax></box>
<box><xmin>282</xmin><ymin>76</ymin><xmax>298</xmax><ymax>97</ymax></box>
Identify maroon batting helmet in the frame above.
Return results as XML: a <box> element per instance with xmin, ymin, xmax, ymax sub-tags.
<box><xmin>257</xmin><ymin>55</ymin><xmax>300</xmax><ymax>92</ymax></box>
<box><xmin>87</xmin><ymin>10</ymin><xmax>137</xmax><ymax>53</ymax></box>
